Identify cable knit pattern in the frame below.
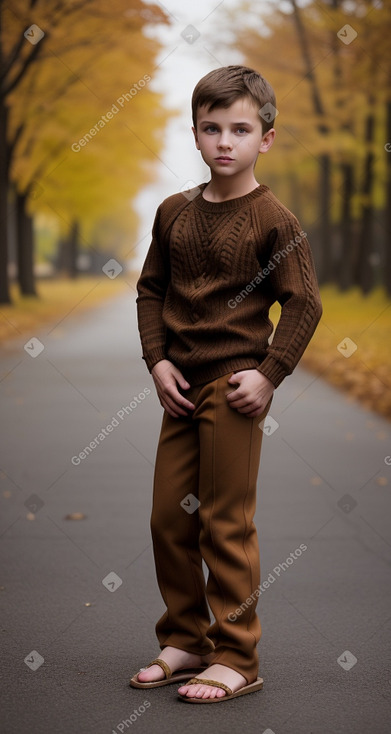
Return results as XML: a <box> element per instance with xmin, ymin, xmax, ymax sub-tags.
<box><xmin>136</xmin><ymin>182</ymin><xmax>322</xmax><ymax>388</ymax></box>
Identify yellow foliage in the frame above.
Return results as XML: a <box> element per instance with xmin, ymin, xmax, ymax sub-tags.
<box><xmin>299</xmin><ymin>286</ymin><xmax>391</xmax><ymax>420</ymax></box>
<box><xmin>3</xmin><ymin>0</ymin><xmax>172</xmax><ymax>259</ymax></box>
<box><xmin>231</xmin><ymin>0</ymin><xmax>391</xmax><ymax>220</ymax></box>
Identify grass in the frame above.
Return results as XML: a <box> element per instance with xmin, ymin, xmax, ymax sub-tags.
<box><xmin>0</xmin><ymin>273</ymin><xmax>136</xmax><ymax>343</ymax></box>
<box><xmin>281</xmin><ymin>285</ymin><xmax>391</xmax><ymax>421</ymax></box>
<box><xmin>1</xmin><ymin>277</ymin><xmax>390</xmax><ymax>420</ymax></box>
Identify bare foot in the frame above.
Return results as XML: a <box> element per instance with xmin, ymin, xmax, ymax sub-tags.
<box><xmin>178</xmin><ymin>663</ymin><xmax>247</xmax><ymax>699</ymax></box>
<box><xmin>136</xmin><ymin>646</ymin><xmax>214</xmax><ymax>683</ymax></box>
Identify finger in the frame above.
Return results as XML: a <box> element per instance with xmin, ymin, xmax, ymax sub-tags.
<box><xmin>164</xmin><ymin>406</ymin><xmax>179</xmax><ymax>418</ymax></box>
<box><xmin>162</xmin><ymin>398</ymin><xmax>186</xmax><ymax>418</ymax></box>
<box><xmin>179</xmin><ymin>397</ymin><xmax>195</xmax><ymax>410</ymax></box>
<box><xmin>227</xmin><ymin>393</ymin><xmax>249</xmax><ymax>408</ymax></box>
<box><xmin>166</xmin><ymin>394</ymin><xmax>193</xmax><ymax>416</ymax></box>
<box><xmin>234</xmin><ymin>400</ymin><xmax>262</xmax><ymax>414</ymax></box>
<box><xmin>167</xmin><ymin>387</ymin><xmax>195</xmax><ymax>411</ymax></box>
<box><xmin>176</xmin><ymin>375</ymin><xmax>191</xmax><ymax>390</ymax></box>
<box><xmin>228</xmin><ymin>371</ymin><xmax>242</xmax><ymax>381</ymax></box>
<box><xmin>167</xmin><ymin>409</ymin><xmax>181</xmax><ymax>418</ymax></box>
<box><xmin>156</xmin><ymin>380</ymin><xmax>192</xmax><ymax>411</ymax></box>
<box><xmin>225</xmin><ymin>389</ymin><xmax>241</xmax><ymax>402</ymax></box>
<box><xmin>169</xmin><ymin>395</ymin><xmax>195</xmax><ymax>412</ymax></box>
<box><xmin>166</xmin><ymin>402</ymin><xmax>191</xmax><ymax>417</ymax></box>
<box><xmin>159</xmin><ymin>391</ymin><xmax>185</xmax><ymax>415</ymax></box>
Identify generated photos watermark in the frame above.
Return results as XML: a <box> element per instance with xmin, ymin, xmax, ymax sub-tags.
<box><xmin>24</xmin><ymin>650</ymin><xmax>44</xmax><ymax>671</ymax></box>
<box><xmin>71</xmin><ymin>389</ymin><xmax>150</xmax><ymax>465</ymax></box>
<box><xmin>111</xmin><ymin>701</ymin><xmax>151</xmax><ymax>732</ymax></box>
<box><xmin>24</xmin><ymin>24</ymin><xmax>45</xmax><ymax>44</ymax></box>
<box><xmin>228</xmin><ymin>231</ymin><xmax>307</xmax><ymax>309</ymax></box>
<box><xmin>228</xmin><ymin>543</ymin><xmax>308</xmax><ymax>621</ymax></box>
<box><xmin>180</xmin><ymin>493</ymin><xmax>201</xmax><ymax>514</ymax></box>
<box><xmin>102</xmin><ymin>571</ymin><xmax>123</xmax><ymax>593</ymax></box>
<box><xmin>337</xmin><ymin>650</ymin><xmax>357</xmax><ymax>671</ymax></box>
<box><xmin>71</xmin><ymin>74</ymin><xmax>151</xmax><ymax>152</ymax></box>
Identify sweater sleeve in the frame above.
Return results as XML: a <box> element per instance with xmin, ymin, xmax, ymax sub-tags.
<box><xmin>135</xmin><ymin>204</ymin><xmax>169</xmax><ymax>372</ymax></box>
<box><xmin>256</xmin><ymin>215</ymin><xmax>323</xmax><ymax>388</ymax></box>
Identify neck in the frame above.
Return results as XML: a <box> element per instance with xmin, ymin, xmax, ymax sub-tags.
<box><xmin>203</xmin><ymin>171</ymin><xmax>260</xmax><ymax>202</ymax></box>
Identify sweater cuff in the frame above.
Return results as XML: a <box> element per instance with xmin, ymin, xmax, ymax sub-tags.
<box><xmin>256</xmin><ymin>355</ymin><xmax>288</xmax><ymax>389</ymax></box>
<box><xmin>143</xmin><ymin>347</ymin><xmax>167</xmax><ymax>373</ymax></box>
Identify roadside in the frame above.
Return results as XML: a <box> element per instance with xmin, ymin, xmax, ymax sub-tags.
<box><xmin>1</xmin><ymin>278</ymin><xmax>390</xmax><ymax>420</ymax></box>
<box><xmin>298</xmin><ymin>286</ymin><xmax>391</xmax><ymax>421</ymax></box>
<box><xmin>0</xmin><ymin>273</ymin><xmax>137</xmax><ymax>345</ymax></box>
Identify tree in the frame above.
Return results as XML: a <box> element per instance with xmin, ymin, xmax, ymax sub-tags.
<box><xmin>230</xmin><ymin>0</ymin><xmax>391</xmax><ymax>294</ymax></box>
<box><xmin>0</xmin><ymin>0</ymin><xmax>170</xmax><ymax>302</ymax></box>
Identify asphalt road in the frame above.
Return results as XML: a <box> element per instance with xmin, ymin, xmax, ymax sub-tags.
<box><xmin>1</xmin><ymin>285</ymin><xmax>390</xmax><ymax>734</ymax></box>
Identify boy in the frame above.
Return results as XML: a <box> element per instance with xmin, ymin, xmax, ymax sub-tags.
<box><xmin>130</xmin><ymin>65</ymin><xmax>322</xmax><ymax>703</ymax></box>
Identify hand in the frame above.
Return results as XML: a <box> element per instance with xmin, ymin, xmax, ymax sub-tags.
<box><xmin>151</xmin><ymin>359</ymin><xmax>195</xmax><ymax>418</ymax></box>
<box><xmin>226</xmin><ymin>369</ymin><xmax>275</xmax><ymax>417</ymax></box>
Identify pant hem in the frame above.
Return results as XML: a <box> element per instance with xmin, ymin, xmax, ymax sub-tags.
<box><xmin>210</xmin><ymin>656</ymin><xmax>258</xmax><ymax>685</ymax></box>
<box><xmin>160</xmin><ymin>641</ymin><xmax>215</xmax><ymax>657</ymax></box>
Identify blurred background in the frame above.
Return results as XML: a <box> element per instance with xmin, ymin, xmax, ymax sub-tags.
<box><xmin>0</xmin><ymin>0</ymin><xmax>390</xmax><ymax>417</ymax></box>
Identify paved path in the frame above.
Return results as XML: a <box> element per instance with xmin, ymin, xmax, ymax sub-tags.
<box><xmin>1</xmin><ymin>289</ymin><xmax>390</xmax><ymax>734</ymax></box>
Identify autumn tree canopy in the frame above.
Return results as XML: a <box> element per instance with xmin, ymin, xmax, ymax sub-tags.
<box><xmin>230</xmin><ymin>0</ymin><xmax>391</xmax><ymax>292</ymax></box>
<box><xmin>0</xmin><ymin>0</ymin><xmax>172</xmax><ymax>302</ymax></box>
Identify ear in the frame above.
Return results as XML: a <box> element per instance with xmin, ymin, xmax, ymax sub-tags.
<box><xmin>192</xmin><ymin>126</ymin><xmax>200</xmax><ymax>150</ymax></box>
<box><xmin>259</xmin><ymin>128</ymin><xmax>276</xmax><ymax>154</ymax></box>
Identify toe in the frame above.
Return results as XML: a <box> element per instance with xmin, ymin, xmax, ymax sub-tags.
<box><xmin>137</xmin><ymin>664</ymin><xmax>164</xmax><ymax>682</ymax></box>
<box><xmin>177</xmin><ymin>684</ymin><xmax>191</xmax><ymax>695</ymax></box>
<box><xmin>185</xmin><ymin>684</ymin><xmax>200</xmax><ymax>698</ymax></box>
<box><xmin>216</xmin><ymin>687</ymin><xmax>226</xmax><ymax>698</ymax></box>
<box><xmin>204</xmin><ymin>686</ymin><xmax>216</xmax><ymax>699</ymax></box>
<box><xmin>180</xmin><ymin>683</ymin><xmax>227</xmax><ymax>699</ymax></box>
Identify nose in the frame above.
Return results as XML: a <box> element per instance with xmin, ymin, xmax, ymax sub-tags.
<box><xmin>217</xmin><ymin>132</ymin><xmax>232</xmax><ymax>150</ymax></box>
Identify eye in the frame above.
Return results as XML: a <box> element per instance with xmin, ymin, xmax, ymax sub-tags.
<box><xmin>236</xmin><ymin>127</ymin><xmax>248</xmax><ymax>134</ymax></box>
<box><xmin>204</xmin><ymin>125</ymin><xmax>218</xmax><ymax>133</ymax></box>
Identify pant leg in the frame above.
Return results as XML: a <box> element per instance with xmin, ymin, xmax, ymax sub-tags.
<box><xmin>195</xmin><ymin>373</ymin><xmax>272</xmax><ymax>684</ymax></box>
<box><xmin>150</xmin><ymin>403</ymin><xmax>215</xmax><ymax>656</ymax></box>
<box><xmin>150</xmin><ymin>372</ymin><xmax>272</xmax><ymax>678</ymax></box>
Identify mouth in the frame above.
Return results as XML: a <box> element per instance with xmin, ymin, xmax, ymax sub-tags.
<box><xmin>215</xmin><ymin>156</ymin><xmax>234</xmax><ymax>161</ymax></box>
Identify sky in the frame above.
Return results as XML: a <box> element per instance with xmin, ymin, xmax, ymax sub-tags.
<box><xmin>131</xmin><ymin>0</ymin><xmax>271</xmax><ymax>268</ymax></box>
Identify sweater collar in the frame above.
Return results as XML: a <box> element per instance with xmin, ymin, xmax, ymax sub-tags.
<box><xmin>193</xmin><ymin>181</ymin><xmax>269</xmax><ymax>212</ymax></box>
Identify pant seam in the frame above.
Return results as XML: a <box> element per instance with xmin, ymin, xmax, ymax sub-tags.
<box><xmin>186</xmin><ymin>547</ymin><xmax>210</xmax><ymax>645</ymax></box>
<box><xmin>208</xmin><ymin>377</ymin><xmax>228</xmax><ymax>632</ymax></box>
<box><xmin>242</xmin><ymin>416</ymin><xmax>258</xmax><ymax>646</ymax></box>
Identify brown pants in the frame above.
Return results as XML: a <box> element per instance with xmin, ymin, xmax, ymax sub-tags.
<box><xmin>150</xmin><ymin>371</ymin><xmax>272</xmax><ymax>684</ymax></box>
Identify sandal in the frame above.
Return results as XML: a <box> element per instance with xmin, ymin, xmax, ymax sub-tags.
<box><xmin>129</xmin><ymin>658</ymin><xmax>209</xmax><ymax>689</ymax></box>
<box><xmin>178</xmin><ymin>675</ymin><xmax>264</xmax><ymax>703</ymax></box>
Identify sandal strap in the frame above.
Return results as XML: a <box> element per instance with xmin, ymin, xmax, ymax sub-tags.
<box><xmin>147</xmin><ymin>658</ymin><xmax>171</xmax><ymax>679</ymax></box>
<box><xmin>186</xmin><ymin>677</ymin><xmax>233</xmax><ymax>696</ymax></box>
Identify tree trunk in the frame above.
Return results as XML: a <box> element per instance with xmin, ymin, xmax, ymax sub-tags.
<box><xmin>385</xmin><ymin>100</ymin><xmax>391</xmax><ymax>296</ymax></box>
<box><xmin>68</xmin><ymin>220</ymin><xmax>79</xmax><ymax>279</ymax></box>
<box><xmin>290</xmin><ymin>0</ymin><xmax>331</xmax><ymax>284</ymax></box>
<box><xmin>56</xmin><ymin>220</ymin><xmax>79</xmax><ymax>277</ymax></box>
<box><xmin>337</xmin><ymin>162</ymin><xmax>355</xmax><ymax>290</ymax></box>
<box><xmin>55</xmin><ymin>236</ymin><xmax>67</xmax><ymax>273</ymax></box>
<box><xmin>0</xmin><ymin>93</ymin><xmax>11</xmax><ymax>303</ymax></box>
<box><xmin>16</xmin><ymin>190</ymin><xmax>37</xmax><ymax>296</ymax></box>
<box><xmin>329</xmin><ymin>0</ymin><xmax>356</xmax><ymax>291</ymax></box>
<box><xmin>355</xmin><ymin>109</ymin><xmax>376</xmax><ymax>294</ymax></box>
<box><xmin>318</xmin><ymin>153</ymin><xmax>332</xmax><ymax>284</ymax></box>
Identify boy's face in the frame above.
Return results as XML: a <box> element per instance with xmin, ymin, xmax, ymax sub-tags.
<box><xmin>192</xmin><ymin>97</ymin><xmax>275</xmax><ymax>178</ymax></box>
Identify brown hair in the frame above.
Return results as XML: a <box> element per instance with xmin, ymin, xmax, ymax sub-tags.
<box><xmin>191</xmin><ymin>65</ymin><xmax>276</xmax><ymax>133</ymax></box>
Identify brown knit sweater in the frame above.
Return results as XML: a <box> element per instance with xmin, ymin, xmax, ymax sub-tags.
<box><xmin>136</xmin><ymin>182</ymin><xmax>322</xmax><ymax>388</ymax></box>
